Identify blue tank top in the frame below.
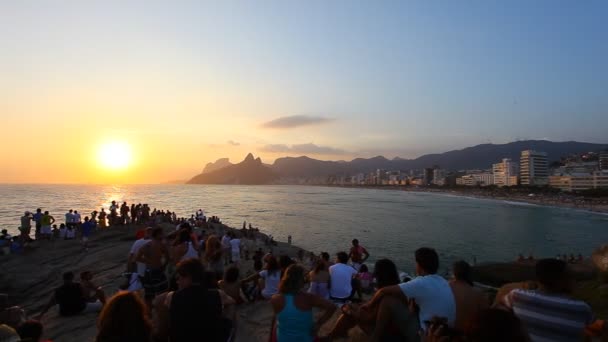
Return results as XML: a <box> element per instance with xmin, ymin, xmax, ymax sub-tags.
<box><xmin>277</xmin><ymin>294</ymin><xmax>314</xmax><ymax>342</ymax></box>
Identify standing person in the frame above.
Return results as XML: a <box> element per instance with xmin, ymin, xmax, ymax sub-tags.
<box><xmin>98</xmin><ymin>209</ymin><xmax>107</xmax><ymax>229</ymax></box>
<box><xmin>65</xmin><ymin>210</ymin><xmax>74</xmax><ymax>229</ymax></box>
<box><xmin>19</xmin><ymin>212</ymin><xmax>33</xmax><ymax>241</ymax></box>
<box><xmin>130</xmin><ymin>204</ymin><xmax>136</xmax><ymax>224</ymax></box>
<box><xmin>362</xmin><ymin>247</ymin><xmax>456</xmax><ymax>332</ymax></box>
<box><xmin>500</xmin><ymin>259</ymin><xmax>595</xmax><ymax>342</ymax></box>
<box><xmin>349</xmin><ymin>239</ymin><xmax>370</xmax><ymax>271</ymax></box>
<box><xmin>135</xmin><ymin>227</ymin><xmax>169</xmax><ymax>306</ymax></box>
<box><xmin>95</xmin><ymin>291</ymin><xmax>151</xmax><ymax>342</ymax></box>
<box><xmin>169</xmin><ymin>258</ymin><xmax>230</xmax><ymax>342</ymax></box>
<box><xmin>449</xmin><ymin>261</ymin><xmax>489</xmax><ymax>332</ymax></box>
<box><xmin>229</xmin><ymin>233</ymin><xmax>241</xmax><ymax>267</ymax></box>
<box><xmin>32</xmin><ymin>209</ymin><xmax>43</xmax><ymax>238</ymax></box>
<box><xmin>204</xmin><ymin>235</ymin><xmax>224</xmax><ymax>281</ymax></box>
<box><xmin>73</xmin><ymin>210</ymin><xmax>82</xmax><ymax>228</ymax></box>
<box><xmin>329</xmin><ymin>252</ymin><xmax>358</xmax><ymax>302</ymax></box>
<box><xmin>81</xmin><ymin>217</ymin><xmax>95</xmax><ymax>251</ymax></box>
<box><xmin>270</xmin><ymin>264</ymin><xmax>336</xmax><ymax>342</ymax></box>
<box><xmin>127</xmin><ymin>227</ymin><xmax>152</xmax><ymax>291</ymax></box>
<box><xmin>120</xmin><ymin>202</ymin><xmax>129</xmax><ymax>225</ymax></box>
<box><xmin>221</xmin><ymin>233</ymin><xmax>231</xmax><ymax>265</ymax></box>
<box><xmin>40</xmin><ymin>211</ymin><xmax>55</xmax><ymax>240</ymax></box>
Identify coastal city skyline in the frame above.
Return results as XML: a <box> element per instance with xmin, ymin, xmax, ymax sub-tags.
<box><xmin>2</xmin><ymin>1</ymin><xmax>607</xmax><ymax>184</ymax></box>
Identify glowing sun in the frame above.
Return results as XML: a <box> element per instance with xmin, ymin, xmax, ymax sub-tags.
<box><xmin>97</xmin><ymin>141</ymin><xmax>132</xmax><ymax>170</ymax></box>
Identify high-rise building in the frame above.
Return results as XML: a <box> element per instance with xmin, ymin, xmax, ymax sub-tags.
<box><xmin>520</xmin><ymin>150</ymin><xmax>548</xmax><ymax>186</ymax></box>
<box><xmin>600</xmin><ymin>150</ymin><xmax>608</xmax><ymax>170</ymax></box>
<box><xmin>493</xmin><ymin>158</ymin><xmax>519</xmax><ymax>187</ymax></box>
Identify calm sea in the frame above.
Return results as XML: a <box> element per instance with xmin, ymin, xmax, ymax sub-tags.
<box><xmin>1</xmin><ymin>184</ymin><xmax>607</xmax><ymax>273</ymax></box>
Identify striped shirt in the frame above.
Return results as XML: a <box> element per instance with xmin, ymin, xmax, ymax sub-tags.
<box><xmin>504</xmin><ymin>289</ymin><xmax>593</xmax><ymax>342</ymax></box>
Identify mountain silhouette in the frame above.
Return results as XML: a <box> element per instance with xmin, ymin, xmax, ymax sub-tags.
<box><xmin>202</xmin><ymin>158</ymin><xmax>233</xmax><ymax>174</ymax></box>
<box><xmin>186</xmin><ymin>140</ymin><xmax>608</xmax><ymax>184</ymax></box>
<box><xmin>187</xmin><ymin>154</ymin><xmax>277</xmax><ymax>184</ymax></box>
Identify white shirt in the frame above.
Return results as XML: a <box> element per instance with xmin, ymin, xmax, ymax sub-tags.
<box><xmin>73</xmin><ymin>213</ymin><xmax>81</xmax><ymax>223</ymax></box>
<box><xmin>399</xmin><ymin>274</ymin><xmax>456</xmax><ymax>329</ymax></box>
<box><xmin>329</xmin><ymin>263</ymin><xmax>357</xmax><ymax>299</ymax></box>
<box><xmin>59</xmin><ymin>227</ymin><xmax>67</xmax><ymax>239</ymax></box>
<box><xmin>229</xmin><ymin>238</ymin><xmax>241</xmax><ymax>253</ymax></box>
<box><xmin>130</xmin><ymin>239</ymin><xmax>150</xmax><ymax>276</ymax></box>
<box><xmin>259</xmin><ymin>270</ymin><xmax>280</xmax><ymax>298</ymax></box>
<box><xmin>65</xmin><ymin>212</ymin><xmax>74</xmax><ymax>223</ymax></box>
<box><xmin>66</xmin><ymin>229</ymin><xmax>76</xmax><ymax>239</ymax></box>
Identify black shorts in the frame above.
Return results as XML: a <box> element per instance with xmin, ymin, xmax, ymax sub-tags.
<box><xmin>143</xmin><ymin>268</ymin><xmax>168</xmax><ymax>299</ymax></box>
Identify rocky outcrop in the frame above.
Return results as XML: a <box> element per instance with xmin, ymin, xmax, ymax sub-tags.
<box><xmin>187</xmin><ymin>154</ymin><xmax>277</xmax><ymax>185</ymax></box>
<box><xmin>202</xmin><ymin>158</ymin><xmax>233</xmax><ymax>174</ymax></box>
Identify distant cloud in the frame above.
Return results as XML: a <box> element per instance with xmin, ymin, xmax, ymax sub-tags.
<box><xmin>261</xmin><ymin>115</ymin><xmax>333</xmax><ymax>129</ymax></box>
<box><xmin>227</xmin><ymin>140</ymin><xmax>240</xmax><ymax>146</ymax></box>
<box><xmin>260</xmin><ymin>143</ymin><xmax>347</xmax><ymax>155</ymax></box>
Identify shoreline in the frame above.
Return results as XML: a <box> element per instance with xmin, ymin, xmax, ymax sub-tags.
<box><xmin>312</xmin><ymin>184</ymin><xmax>608</xmax><ymax>215</ymax></box>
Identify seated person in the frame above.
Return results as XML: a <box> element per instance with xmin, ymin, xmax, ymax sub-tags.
<box><xmin>362</xmin><ymin>248</ymin><xmax>456</xmax><ymax>334</ymax></box>
<box><xmin>499</xmin><ymin>258</ymin><xmax>595</xmax><ymax>342</ymax></box>
<box><xmin>242</xmin><ymin>256</ymin><xmax>281</xmax><ymax>299</ymax></box>
<box><xmin>356</xmin><ymin>264</ymin><xmax>374</xmax><ymax>296</ymax></box>
<box><xmin>327</xmin><ymin>259</ymin><xmax>419</xmax><ymax>341</ymax></box>
<box><xmin>58</xmin><ymin>224</ymin><xmax>67</xmax><ymax>240</ymax></box>
<box><xmin>449</xmin><ymin>261</ymin><xmax>489</xmax><ymax>333</ymax></box>
<box><xmin>16</xmin><ymin>320</ymin><xmax>46</xmax><ymax>342</ymax></box>
<box><xmin>38</xmin><ymin>272</ymin><xmax>103</xmax><ymax>319</ymax></box>
<box><xmin>328</xmin><ymin>252</ymin><xmax>358</xmax><ymax>302</ymax></box>
<box><xmin>0</xmin><ymin>294</ymin><xmax>25</xmax><ymax>329</ymax></box>
<box><xmin>218</xmin><ymin>266</ymin><xmax>245</xmax><ymax>304</ymax></box>
<box><xmin>80</xmin><ymin>271</ymin><xmax>106</xmax><ymax>304</ymax></box>
<box><xmin>308</xmin><ymin>260</ymin><xmax>330</xmax><ymax>300</ymax></box>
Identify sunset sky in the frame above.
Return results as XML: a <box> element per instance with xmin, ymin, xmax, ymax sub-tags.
<box><xmin>1</xmin><ymin>1</ymin><xmax>607</xmax><ymax>184</ymax></box>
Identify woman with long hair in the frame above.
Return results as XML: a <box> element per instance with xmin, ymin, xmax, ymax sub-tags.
<box><xmin>204</xmin><ymin>234</ymin><xmax>224</xmax><ymax>281</ymax></box>
<box><xmin>307</xmin><ymin>259</ymin><xmax>330</xmax><ymax>299</ymax></box>
<box><xmin>270</xmin><ymin>264</ymin><xmax>336</xmax><ymax>342</ymax></box>
<box><xmin>242</xmin><ymin>255</ymin><xmax>282</xmax><ymax>299</ymax></box>
<box><xmin>95</xmin><ymin>291</ymin><xmax>151</xmax><ymax>342</ymax></box>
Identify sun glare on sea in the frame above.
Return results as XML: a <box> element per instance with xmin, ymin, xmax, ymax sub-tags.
<box><xmin>97</xmin><ymin>141</ymin><xmax>132</xmax><ymax>170</ymax></box>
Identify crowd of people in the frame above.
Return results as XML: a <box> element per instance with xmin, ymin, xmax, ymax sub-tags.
<box><xmin>1</xmin><ymin>203</ymin><xmax>606</xmax><ymax>342</ymax></box>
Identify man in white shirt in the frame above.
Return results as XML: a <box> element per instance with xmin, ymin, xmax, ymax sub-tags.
<box><xmin>229</xmin><ymin>233</ymin><xmax>241</xmax><ymax>266</ymax></box>
<box><xmin>329</xmin><ymin>251</ymin><xmax>358</xmax><ymax>301</ymax></box>
<box><xmin>73</xmin><ymin>210</ymin><xmax>82</xmax><ymax>225</ymax></box>
<box><xmin>127</xmin><ymin>227</ymin><xmax>152</xmax><ymax>291</ymax></box>
<box><xmin>362</xmin><ymin>247</ymin><xmax>456</xmax><ymax>332</ymax></box>
<box><xmin>221</xmin><ymin>233</ymin><xmax>231</xmax><ymax>265</ymax></box>
<box><xmin>65</xmin><ymin>210</ymin><xmax>74</xmax><ymax>229</ymax></box>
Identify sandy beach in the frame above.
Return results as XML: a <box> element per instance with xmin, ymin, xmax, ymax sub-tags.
<box><xmin>321</xmin><ymin>184</ymin><xmax>608</xmax><ymax>215</ymax></box>
<box><xmin>0</xmin><ymin>222</ymin><xmax>365</xmax><ymax>342</ymax></box>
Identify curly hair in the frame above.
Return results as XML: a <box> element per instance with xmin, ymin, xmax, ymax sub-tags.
<box><xmin>278</xmin><ymin>264</ymin><xmax>306</xmax><ymax>294</ymax></box>
<box><xmin>96</xmin><ymin>291</ymin><xmax>151</xmax><ymax>342</ymax></box>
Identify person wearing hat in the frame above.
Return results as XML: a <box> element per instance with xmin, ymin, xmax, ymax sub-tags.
<box><xmin>20</xmin><ymin>212</ymin><xmax>33</xmax><ymax>240</ymax></box>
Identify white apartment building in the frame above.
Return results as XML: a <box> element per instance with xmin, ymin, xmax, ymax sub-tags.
<box><xmin>493</xmin><ymin>158</ymin><xmax>519</xmax><ymax>187</ymax></box>
<box><xmin>456</xmin><ymin>172</ymin><xmax>493</xmax><ymax>186</ymax></box>
<box><xmin>520</xmin><ymin>150</ymin><xmax>548</xmax><ymax>186</ymax></box>
<box><xmin>549</xmin><ymin>171</ymin><xmax>608</xmax><ymax>192</ymax></box>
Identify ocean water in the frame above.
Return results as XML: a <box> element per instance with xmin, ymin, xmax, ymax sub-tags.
<box><xmin>1</xmin><ymin>184</ymin><xmax>607</xmax><ymax>273</ymax></box>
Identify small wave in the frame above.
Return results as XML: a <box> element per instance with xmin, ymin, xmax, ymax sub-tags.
<box><xmin>502</xmin><ymin>201</ymin><xmax>539</xmax><ymax>207</ymax></box>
